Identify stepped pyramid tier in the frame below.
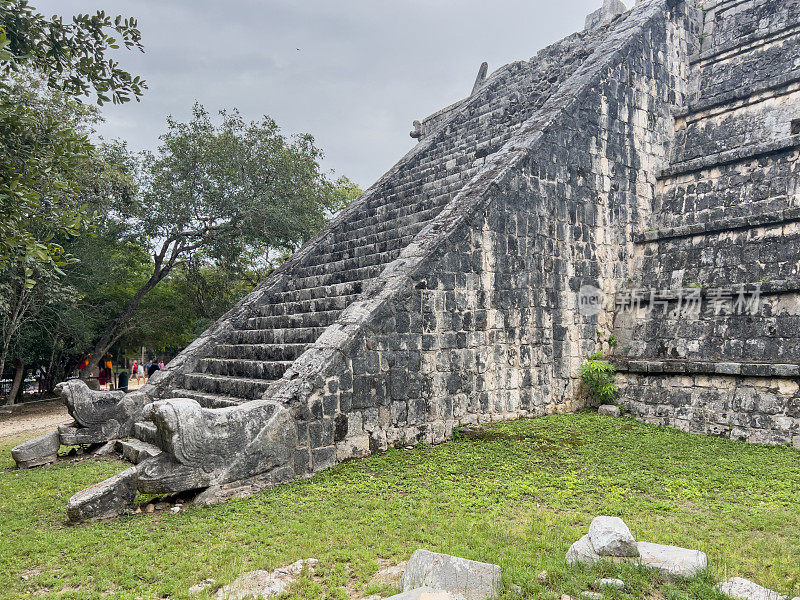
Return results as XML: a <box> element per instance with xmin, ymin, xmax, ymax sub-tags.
<box><xmin>23</xmin><ymin>0</ymin><xmax>800</xmax><ymax>520</ymax></box>
<box><xmin>611</xmin><ymin>0</ymin><xmax>800</xmax><ymax>445</ymax></box>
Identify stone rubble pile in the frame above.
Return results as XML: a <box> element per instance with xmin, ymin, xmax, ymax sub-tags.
<box><xmin>716</xmin><ymin>577</ymin><xmax>800</xmax><ymax>600</ymax></box>
<box><xmin>196</xmin><ymin>551</ymin><xmax>500</xmax><ymax>600</ymax></box>
<box><xmin>191</xmin><ymin>540</ymin><xmax>800</xmax><ymax>600</ymax></box>
<box><xmin>214</xmin><ymin>558</ymin><xmax>319</xmax><ymax>600</ymax></box>
<box><xmin>566</xmin><ymin>516</ymin><xmax>707</xmax><ymax>578</ymax></box>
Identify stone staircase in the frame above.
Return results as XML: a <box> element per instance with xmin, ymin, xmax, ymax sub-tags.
<box><xmin>158</xmin><ymin>16</ymin><xmax>619</xmax><ymax>411</ymax></box>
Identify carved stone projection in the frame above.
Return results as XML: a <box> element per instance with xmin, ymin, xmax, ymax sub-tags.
<box><xmin>585</xmin><ymin>0</ymin><xmax>627</xmax><ymax>30</ymax></box>
<box><xmin>29</xmin><ymin>0</ymin><xmax>800</xmax><ymax>521</ymax></box>
<box><xmin>56</xmin><ymin>379</ymin><xmax>149</xmax><ymax>445</ymax></box>
<box><xmin>136</xmin><ymin>398</ymin><xmax>296</xmax><ymax>494</ymax></box>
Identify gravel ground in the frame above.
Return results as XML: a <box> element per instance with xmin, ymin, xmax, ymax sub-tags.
<box><xmin>0</xmin><ymin>399</ymin><xmax>70</xmax><ymax>441</ymax></box>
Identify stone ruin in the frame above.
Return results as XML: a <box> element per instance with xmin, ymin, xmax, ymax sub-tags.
<box><xmin>13</xmin><ymin>0</ymin><xmax>800</xmax><ymax>521</ymax></box>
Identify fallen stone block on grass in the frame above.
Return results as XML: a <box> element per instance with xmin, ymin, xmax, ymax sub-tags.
<box><xmin>66</xmin><ymin>467</ymin><xmax>138</xmax><ymax>523</ymax></box>
<box><xmin>11</xmin><ymin>430</ymin><xmax>60</xmax><ymax>468</ymax></box>
<box><xmin>636</xmin><ymin>542</ymin><xmax>707</xmax><ymax>578</ymax></box>
<box><xmin>401</xmin><ymin>550</ymin><xmax>500</xmax><ymax>600</ymax></box>
<box><xmin>595</xmin><ymin>578</ymin><xmax>624</xmax><ymax>590</ymax></box>
<box><xmin>215</xmin><ymin>558</ymin><xmax>317</xmax><ymax>600</ymax></box>
<box><xmin>386</xmin><ymin>587</ymin><xmax>464</xmax><ymax>600</ymax></box>
<box><xmin>566</xmin><ymin>534</ymin><xmax>601</xmax><ymax>566</ymax></box>
<box><xmin>566</xmin><ymin>517</ymin><xmax>706</xmax><ymax>579</ymax></box>
<box><xmin>588</xmin><ymin>516</ymin><xmax>638</xmax><ymax>557</ymax></box>
<box><xmin>715</xmin><ymin>578</ymin><xmax>786</xmax><ymax>600</ymax></box>
<box><xmin>597</xmin><ymin>405</ymin><xmax>621</xmax><ymax>417</ymax></box>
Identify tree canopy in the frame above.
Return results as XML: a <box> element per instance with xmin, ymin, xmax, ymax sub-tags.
<box><xmin>85</xmin><ymin>105</ymin><xmax>360</xmax><ymax>371</ymax></box>
<box><xmin>0</xmin><ymin>0</ymin><xmax>145</xmax><ymax>271</ymax></box>
<box><xmin>0</xmin><ymin>2</ymin><xmax>362</xmax><ymax>401</ymax></box>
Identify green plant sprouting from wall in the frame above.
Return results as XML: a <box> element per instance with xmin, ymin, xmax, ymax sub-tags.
<box><xmin>579</xmin><ymin>354</ymin><xmax>617</xmax><ymax>404</ymax></box>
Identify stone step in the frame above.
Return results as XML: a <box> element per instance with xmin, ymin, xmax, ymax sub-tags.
<box><xmin>183</xmin><ymin>373</ymin><xmax>275</xmax><ymax>400</ymax></box>
<box><xmin>196</xmin><ymin>358</ymin><xmax>293</xmax><ymax>380</ymax></box>
<box><xmin>258</xmin><ymin>295</ymin><xmax>358</xmax><ymax>318</ymax></box>
<box><xmin>326</xmin><ymin>202</ymin><xmax>444</xmax><ymax>247</ymax></box>
<box><xmin>226</xmin><ymin>326</ymin><xmax>328</xmax><ymax>345</ymax></box>
<box><xmin>330</xmin><ymin>205</ymin><xmax>438</xmax><ymax>244</ymax></box>
<box><xmin>115</xmin><ymin>438</ymin><xmax>162</xmax><ymax>464</ymax></box>
<box><xmin>327</xmin><ymin>214</ymin><xmax>436</xmax><ymax>254</ymax></box>
<box><xmin>270</xmin><ymin>281</ymin><xmax>364</xmax><ymax>304</ymax></box>
<box><xmin>288</xmin><ymin>265</ymin><xmax>382</xmax><ymax>291</ymax></box>
<box><xmin>211</xmin><ymin>343</ymin><xmax>310</xmax><ymax>362</ymax></box>
<box><xmin>302</xmin><ymin>235</ymin><xmax>409</xmax><ymax>269</ymax></box>
<box><xmin>241</xmin><ymin>309</ymin><xmax>342</xmax><ymax>331</ymax></box>
<box><xmin>612</xmin><ymin>357</ymin><xmax>800</xmax><ymax>378</ymax></box>
<box><xmin>334</xmin><ymin>191</ymin><xmax>435</xmax><ymax>230</ymax></box>
<box><xmin>167</xmin><ymin>388</ymin><xmax>244</xmax><ymax>408</ymax></box>
<box><xmin>133</xmin><ymin>422</ymin><xmax>158</xmax><ymax>446</ymax></box>
<box><xmin>642</xmin><ymin>199</ymin><xmax>798</xmax><ymax>241</ymax></box>
<box><xmin>297</xmin><ymin>248</ymin><xmax>398</xmax><ymax>278</ymax></box>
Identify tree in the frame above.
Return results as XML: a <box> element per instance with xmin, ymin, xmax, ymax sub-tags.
<box><xmin>0</xmin><ymin>76</ymin><xmax>139</xmax><ymax>399</ymax></box>
<box><xmin>0</xmin><ymin>1</ymin><xmax>145</xmax><ymax>271</ymax></box>
<box><xmin>0</xmin><ymin>257</ymin><xmax>77</xmax><ymax>403</ymax></box>
<box><xmin>86</xmin><ymin>105</ymin><xmax>360</xmax><ymax>372</ymax></box>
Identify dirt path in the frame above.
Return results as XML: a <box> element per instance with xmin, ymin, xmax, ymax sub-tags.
<box><xmin>0</xmin><ymin>400</ymin><xmax>71</xmax><ymax>441</ymax></box>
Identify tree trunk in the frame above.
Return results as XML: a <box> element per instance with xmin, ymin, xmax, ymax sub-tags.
<box><xmin>41</xmin><ymin>340</ymin><xmax>59</xmax><ymax>399</ymax></box>
<box><xmin>6</xmin><ymin>358</ymin><xmax>25</xmax><ymax>406</ymax></box>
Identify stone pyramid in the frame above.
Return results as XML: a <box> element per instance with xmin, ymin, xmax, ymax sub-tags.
<box><xmin>15</xmin><ymin>0</ymin><xmax>800</xmax><ymax>521</ymax></box>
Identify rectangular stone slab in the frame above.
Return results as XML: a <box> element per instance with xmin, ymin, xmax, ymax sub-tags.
<box><xmin>401</xmin><ymin>550</ymin><xmax>500</xmax><ymax>600</ymax></box>
<box><xmin>11</xmin><ymin>431</ymin><xmax>60</xmax><ymax>468</ymax></box>
<box><xmin>67</xmin><ymin>467</ymin><xmax>138</xmax><ymax>523</ymax></box>
<box><xmin>636</xmin><ymin>542</ymin><xmax>707</xmax><ymax>578</ymax></box>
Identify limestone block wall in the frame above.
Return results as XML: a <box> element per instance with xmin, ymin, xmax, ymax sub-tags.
<box><xmin>653</xmin><ymin>144</ymin><xmax>800</xmax><ymax>229</ymax></box>
<box><xmin>674</xmin><ymin>89</ymin><xmax>800</xmax><ymax>162</ymax></box>
<box><xmin>611</xmin><ymin>0</ymin><xmax>800</xmax><ymax>447</ymax></box>
<box><xmin>616</xmin><ymin>370</ymin><xmax>800</xmax><ymax>446</ymax></box>
<box><xmin>614</xmin><ymin>286</ymin><xmax>800</xmax><ymax>362</ymax></box>
<box><xmin>694</xmin><ymin>0</ymin><xmax>800</xmax><ymax>105</ymax></box>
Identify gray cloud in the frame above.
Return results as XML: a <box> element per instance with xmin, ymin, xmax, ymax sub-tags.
<box><xmin>35</xmin><ymin>0</ymin><xmax>602</xmax><ymax>187</ymax></box>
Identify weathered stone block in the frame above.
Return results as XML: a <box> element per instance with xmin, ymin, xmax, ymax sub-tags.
<box><xmin>386</xmin><ymin>588</ymin><xmax>463</xmax><ymax>600</ymax></box>
<box><xmin>215</xmin><ymin>559</ymin><xmax>318</xmax><ymax>600</ymax></box>
<box><xmin>566</xmin><ymin>534</ymin><xmax>601</xmax><ymax>566</ymax></box>
<box><xmin>12</xmin><ymin>431</ymin><xmax>60</xmax><ymax>468</ymax></box>
<box><xmin>588</xmin><ymin>516</ymin><xmax>638</xmax><ymax>557</ymax></box>
<box><xmin>715</xmin><ymin>578</ymin><xmax>786</xmax><ymax>600</ymax></box>
<box><xmin>67</xmin><ymin>467</ymin><xmax>137</xmax><ymax>523</ymax></box>
<box><xmin>401</xmin><ymin>550</ymin><xmax>500</xmax><ymax>600</ymax></box>
<box><xmin>597</xmin><ymin>405</ymin><xmax>621</xmax><ymax>417</ymax></box>
<box><xmin>115</xmin><ymin>438</ymin><xmax>162</xmax><ymax>464</ymax></box>
<box><xmin>636</xmin><ymin>542</ymin><xmax>707</xmax><ymax>578</ymax></box>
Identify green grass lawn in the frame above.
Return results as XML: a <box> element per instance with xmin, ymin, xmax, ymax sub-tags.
<box><xmin>1</xmin><ymin>413</ymin><xmax>798</xmax><ymax>600</ymax></box>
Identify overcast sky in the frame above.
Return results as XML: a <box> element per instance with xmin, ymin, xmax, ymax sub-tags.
<box><xmin>37</xmin><ymin>0</ymin><xmax>603</xmax><ymax>188</ymax></box>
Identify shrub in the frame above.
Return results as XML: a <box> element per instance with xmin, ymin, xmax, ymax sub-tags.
<box><xmin>579</xmin><ymin>358</ymin><xmax>617</xmax><ymax>404</ymax></box>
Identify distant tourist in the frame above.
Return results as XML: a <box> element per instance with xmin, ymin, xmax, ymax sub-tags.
<box><xmin>158</xmin><ymin>360</ymin><xmax>165</xmax><ymax>370</ymax></box>
<box><xmin>146</xmin><ymin>359</ymin><xmax>160</xmax><ymax>378</ymax></box>
<box><xmin>133</xmin><ymin>361</ymin><xmax>143</xmax><ymax>385</ymax></box>
<box><xmin>35</xmin><ymin>366</ymin><xmax>45</xmax><ymax>393</ymax></box>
